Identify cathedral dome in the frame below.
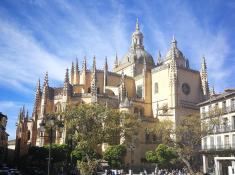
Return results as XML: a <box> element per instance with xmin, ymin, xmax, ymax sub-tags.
<box><xmin>165</xmin><ymin>37</ymin><xmax>185</xmax><ymax>61</ymax></box>
<box><xmin>122</xmin><ymin>48</ymin><xmax>154</xmax><ymax>66</ymax></box>
<box><xmin>121</xmin><ymin>19</ymin><xmax>155</xmax><ymax>67</ymax></box>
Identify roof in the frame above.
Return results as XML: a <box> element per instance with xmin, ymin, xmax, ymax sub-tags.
<box><xmin>0</xmin><ymin>112</ymin><xmax>7</xmax><ymax>119</ymax></box>
<box><xmin>198</xmin><ymin>89</ymin><xmax>235</xmax><ymax>106</ymax></box>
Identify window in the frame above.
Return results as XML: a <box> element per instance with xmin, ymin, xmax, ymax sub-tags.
<box><xmin>232</xmin><ymin>135</ymin><xmax>235</xmax><ymax>148</ymax></box>
<box><xmin>201</xmin><ymin>107</ymin><xmax>205</xmax><ymax>118</ymax></box>
<box><xmin>97</xmin><ymin>87</ymin><xmax>100</xmax><ymax>94</ymax></box>
<box><xmin>231</xmin><ymin>99</ymin><xmax>235</xmax><ymax>111</ymax></box>
<box><xmin>88</xmin><ymin>87</ymin><xmax>91</xmax><ymax>93</ymax></box>
<box><xmin>27</xmin><ymin>131</ymin><xmax>31</xmax><ymax>141</ymax></box>
<box><xmin>210</xmin><ymin>136</ymin><xmax>214</xmax><ymax>149</ymax></box>
<box><xmin>154</xmin><ymin>82</ymin><xmax>158</xmax><ymax>94</ymax></box>
<box><xmin>222</xmin><ymin>101</ymin><xmax>226</xmax><ymax>113</ymax></box>
<box><xmin>224</xmin><ymin>135</ymin><xmax>230</xmax><ymax>148</ymax></box>
<box><xmin>217</xmin><ymin>136</ymin><xmax>221</xmax><ymax>149</ymax></box>
<box><xmin>136</xmin><ymin>85</ymin><xmax>143</xmax><ymax>98</ymax></box>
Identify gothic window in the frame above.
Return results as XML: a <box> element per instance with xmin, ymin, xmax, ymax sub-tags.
<box><xmin>97</xmin><ymin>87</ymin><xmax>100</xmax><ymax>94</ymax></box>
<box><xmin>145</xmin><ymin>128</ymin><xmax>150</xmax><ymax>143</ymax></box>
<box><xmin>88</xmin><ymin>87</ymin><xmax>91</xmax><ymax>93</ymax></box>
<box><xmin>136</xmin><ymin>85</ymin><xmax>142</xmax><ymax>98</ymax></box>
<box><xmin>154</xmin><ymin>82</ymin><xmax>158</xmax><ymax>94</ymax></box>
<box><xmin>139</xmin><ymin>109</ymin><xmax>144</xmax><ymax>117</ymax></box>
<box><xmin>55</xmin><ymin>103</ymin><xmax>61</xmax><ymax>112</ymax></box>
<box><xmin>152</xmin><ymin>134</ymin><xmax>156</xmax><ymax>142</ymax></box>
<box><xmin>134</xmin><ymin>108</ymin><xmax>139</xmax><ymax>114</ymax></box>
<box><xmin>27</xmin><ymin>130</ymin><xmax>31</xmax><ymax>141</ymax></box>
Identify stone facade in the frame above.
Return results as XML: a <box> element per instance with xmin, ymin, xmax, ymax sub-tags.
<box><xmin>0</xmin><ymin>112</ymin><xmax>8</xmax><ymax>164</ymax></box>
<box><xmin>16</xmin><ymin>20</ymin><xmax>209</xmax><ymax>166</ymax></box>
<box><xmin>199</xmin><ymin>89</ymin><xmax>235</xmax><ymax>175</ymax></box>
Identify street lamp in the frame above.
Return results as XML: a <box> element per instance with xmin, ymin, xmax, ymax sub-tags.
<box><xmin>39</xmin><ymin>116</ymin><xmax>64</xmax><ymax>175</ymax></box>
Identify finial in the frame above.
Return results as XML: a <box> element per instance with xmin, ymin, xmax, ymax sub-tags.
<box><xmin>93</xmin><ymin>56</ymin><xmax>96</xmax><ymax>72</ymax></box>
<box><xmin>104</xmin><ymin>56</ymin><xmax>108</xmax><ymax>71</ymax></box>
<box><xmin>136</xmin><ymin>18</ymin><xmax>139</xmax><ymax>31</ymax></box>
<box><xmin>43</xmin><ymin>71</ymin><xmax>48</xmax><ymax>87</ymax></box>
<box><xmin>36</xmin><ymin>79</ymin><xmax>41</xmax><ymax>91</ymax></box>
<box><xmin>114</xmin><ymin>52</ymin><xmax>119</xmax><ymax>68</ymax></box>
<box><xmin>64</xmin><ymin>68</ymin><xmax>69</xmax><ymax>84</ymax></box>
<box><xmin>75</xmin><ymin>57</ymin><xmax>79</xmax><ymax>71</ymax></box>
<box><xmin>157</xmin><ymin>50</ymin><xmax>161</xmax><ymax>64</ymax></box>
<box><xmin>210</xmin><ymin>86</ymin><xmax>215</xmax><ymax>96</ymax></box>
<box><xmin>171</xmin><ymin>35</ymin><xmax>177</xmax><ymax>48</ymax></box>
<box><xmin>82</xmin><ymin>56</ymin><xmax>87</xmax><ymax>71</ymax></box>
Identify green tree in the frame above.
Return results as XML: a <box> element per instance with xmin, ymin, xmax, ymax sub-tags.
<box><xmin>152</xmin><ymin>115</ymin><xmax>202</xmax><ymax>174</ymax></box>
<box><xmin>64</xmin><ymin>103</ymin><xmax>139</xmax><ymax>175</ymax></box>
<box><xmin>145</xmin><ymin>144</ymin><xmax>177</xmax><ymax>169</ymax></box>
<box><xmin>103</xmin><ymin>144</ymin><xmax>126</xmax><ymax>169</ymax></box>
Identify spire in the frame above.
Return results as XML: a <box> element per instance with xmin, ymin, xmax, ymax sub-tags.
<box><xmin>91</xmin><ymin>56</ymin><xmax>97</xmax><ymax>102</ymax></box>
<box><xmin>73</xmin><ymin>58</ymin><xmax>79</xmax><ymax>85</ymax></box>
<box><xmin>33</xmin><ymin>79</ymin><xmax>41</xmax><ymax>115</ymax></box>
<box><xmin>136</xmin><ymin>18</ymin><xmax>139</xmax><ymax>31</ymax></box>
<box><xmin>75</xmin><ymin>57</ymin><xmax>79</xmax><ymax>72</ymax></box>
<box><xmin>43</xmin><ymin>72</ymin><xmax>49</xmax><ymax>87</ymax></box>
<box><xmin>92</xmin><ymin>56</ymin><xmax>96</xmax><ymax>73</ymax></box>
<box><xmin>104</xmin><ymin>56</ymin><xmax>108</xmax><ymax>93</ymax></box>
<box><xmin>200</xmin><ymin>56</ymin><xmax>209</xmax><ymax>99</ymax></box>
<box><xmin>64</xmin><ymin>68</ymin><xmax>69</xmax><ymax>85</ymax></box>
<box><xmin>71</xmin><ymin>62</ymin><xmax>74</xmax><ymax>84</ymax></box>
<box><xmin>26</xmin><ymin>110</ymin><xmax>29</xmax><ymax>120</ymax></box>
<box><xmin>157</xmin><ymin>50</ymin><xmax>162</xmax><ymax>64</ymax></box>
<box><xmin>210</xmin><ymin>86</ymin><xmax>216</xmax><ymax>96</ymax></box>
<box><xmin>114</xmin><ymin>52</ymin><xmax>119</xmax><ymax>68</ymax></box>
<box><xmin>119</xmin><ymin>71</ymin><xmax>127</xmax><ymax>102</ymax></box>
<box><xmin>104</xmin><ymin>56</ymin><xmax>108</xmax><ymax>71</ymax></box>
<box><xmin>82</xmin><ymin>56</ymin><xmax>87</xmax><ymax>72</ymax></box>
<box><xmin>132</xmin><ymin>18</ymin><xmax>144</xmax><ymax>49</ymax></box>
<box><xmin>171</xmin><ymin>35</ymin><xmax>177</xmax><ymax>48</ymax></box>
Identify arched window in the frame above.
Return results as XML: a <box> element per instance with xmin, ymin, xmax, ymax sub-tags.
<box><xmin>88</xmin><ymin>87</ymin><xmax>91</xmax><ymax>93</ymax></box>
<box><xmin>27</xmin><ymin>130</ymin><xmax>31</xmax><ymax>141</ymax></box>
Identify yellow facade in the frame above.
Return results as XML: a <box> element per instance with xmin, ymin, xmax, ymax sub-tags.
<box><xmin>16</xmin><ymin>20</ymin><xmax>210</xmax><ymax>167</ymax></box>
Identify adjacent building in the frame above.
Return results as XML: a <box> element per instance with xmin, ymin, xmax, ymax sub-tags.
<box><xmin>16</xmin><ymin>20</ymin><xmax>209</xmax><ymax>167</ymax></box>
<box><xmin>0</xmin><ymin>112</ymin><xmax>8</xmax><ymax>164</ymax></box>
<box><xmin>199</xmin><ymin>89</ymin><xmax>235</xmax><ymax>175</ymax></box>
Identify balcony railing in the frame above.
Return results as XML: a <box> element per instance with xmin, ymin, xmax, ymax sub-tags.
<box><xmin>201</xmin><ymin>105</ymin><xmax>235</xmax><ymax>119</ymax></box>
<box><xmin>202</xmin><ymin>144</ymin><xmax>235</xmax><ymax>151</ymax></box>
<box><xmin>213</xmin><ymin>125</ymin><xmax>235</xmax><ymax>134</ymax></box>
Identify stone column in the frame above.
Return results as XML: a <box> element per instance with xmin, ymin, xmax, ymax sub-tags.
<box><xmin>203</xmin><ymin>154</ymin><xmax>208</xmax><ymax>174</ymax></box>
<box><xmin>215</xmin><ymin>158</ymin><xmax>222</xmax><ymax>175</ymax></box>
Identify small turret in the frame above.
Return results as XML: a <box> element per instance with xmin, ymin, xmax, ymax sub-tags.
<box><xmin>40</xmin><ymin>72</ymin><xmax>49</xmax><ymax>116</ymax></box>
<box><xmin>70</xmin><ymin>62</ymin><xmax>74</xmax><ymax>85</ymax></box>
<box><xmin>74</xmin><ymin>58</ymin><xmax>79</xmax><ymax>84</ymax></box>
<box><xmin>157</xmin><ymin>50</ymin><xmax>162</xmax><ymax>65</ymax></box>
<box><xmin>119</xmin><ymin>71</ymin><xmax>127</xmax><ymax>102</ymax></box>
<box><xmin>200</xmin><ymin>56</ymin><xmax>209</xmax><ymax>99</ymax></box>
<box><xmin>114</xmin><ymin>52</ymin><xmax>119</xmax><ymax>68</ymax></box>
<box><xmin>132</xmin><ymin>18</ymin><xmax>144</xmax><ymax>50</ymax></box>
<box><xmin>91</xmin><ymin>56</ymin><xmax>97</xmax><ymax>102</ymax></box>
<box><xmin>63</xmin><ymin>68</ymin><xmax>70</xmax><ymax>95</ymax></box>
<box><xmin>82</xmin><ymin>56</ymin><xmax>87</xmax><ymax>72</ymax></box>
<box><xmin>104</xmin><ymin>57</ymin><xmax>108</xmax><ymax>93</ymax></box>
<box><xmin>171</xmin><ymin>35</ymin><xmax>177</xmax><ymax>49</ymax></box>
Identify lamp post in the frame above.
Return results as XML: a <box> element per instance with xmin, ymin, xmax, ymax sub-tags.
<box><xmin>39</xmin><ymin>116</ymin><xmax>64</xmax><ymax>175</ymax></box>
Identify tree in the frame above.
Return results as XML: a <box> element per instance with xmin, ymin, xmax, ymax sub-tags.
<box><xmin>103</xmin><ymin>144</ymin><xmax>126</xmax><ymax>169</ymax></box>
<box><xmin>64</xmin><ymin>103</ymin><xmax>139</xmax><ymax>175</ymax></box>
<box><xmin>145</xmin><ymin>144</ymin><xmax>177</xmax><ymax>169</ymax></box>
<box><xmin>152</xmin><ymin>115</ymin><xmax>202</xmax><ymax>174</ymax></box>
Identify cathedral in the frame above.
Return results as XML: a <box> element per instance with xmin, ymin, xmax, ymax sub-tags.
<box><xmin>15</xmin><ymin>20</ymin><xmax>209</xmax><ymax>166</ymax></box>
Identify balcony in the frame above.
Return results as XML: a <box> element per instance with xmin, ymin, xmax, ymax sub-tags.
<box><xmin>201</xmin><ymin>105</ymin><xmax>235</xmax><ymax>119</ymax></box>
<box><xmin>213</xmin><ymin>125</ymin><xmax>235</xmax><ymax>134</ymax></box>
<box><xmin>202</xmin><ymin>144</ymin><xmax>235</xmax><ymax>152</ymax></box>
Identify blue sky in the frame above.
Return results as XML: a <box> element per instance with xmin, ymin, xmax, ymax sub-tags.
<box><xmin>1</xmin><ymin>0</ymin><xmax>235</xmax><ymax>139</ymax></box>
